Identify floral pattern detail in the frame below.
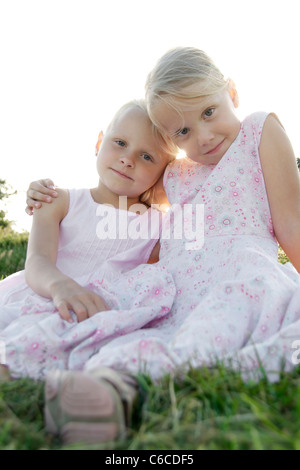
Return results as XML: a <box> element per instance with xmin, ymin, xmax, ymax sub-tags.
<box><xmin>80</xmin><ymin>113</ymin><xmax>300</xmax><ymax>383</ymax></box>
<box><xmin>1</xmin><ymin>113</ymin><xmax>300</xmax><ymax>384</ymax></box>
<box><xmin>0</xmin><ymin>191</ymin><xmax>176</xmax><ymax>380</ymax></box>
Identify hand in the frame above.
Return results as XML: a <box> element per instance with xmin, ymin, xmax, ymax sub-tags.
<box><xmin>25</xmin><ymin>179</ymin><xmax>58</xmax><ymax>215</ymax></box>
<box><xmin>50</xmin><ymin>279</ymin><xmax>109</xmax><ymax>323</ymax></box>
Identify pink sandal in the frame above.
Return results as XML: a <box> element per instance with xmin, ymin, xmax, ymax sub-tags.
<box><xmin>44</xmin><ymin>368</ymin><xmax>138</xmax><ymax>445</ymax></box>
<box><xmin>0</xmin><ymin>364</ymin><xmax>11</xmax><ymax>383</ymax></box>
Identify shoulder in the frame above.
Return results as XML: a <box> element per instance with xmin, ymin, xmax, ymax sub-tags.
<box><xmin>259</xmin><ymin>113</ymin><xmax>292</xmax><ymax>155</ymax></box>
<box><xmin>242</xmin><ymin>111</ymin><xmax>269</xmax><ymax>139</ymax></box>
<box><xmin>261</xmin><ymin>112</ymin><xmax>284</xmax><ymax>134</ymax></box>
<box><xmin>243</xmin><ymin>111</ymin><xmax>268</xmax><ymax>125</ymax></box>
<box><xmin>258</xmin><ymin>112</ymin><xmax>299</xmax><ymax>237</ymax></box>
<box><xmin>241</xmin><ymin>111</ymin><xmax>286</xmax><ymax>148</ymax></box>
<box><xmin>259</xmin><ymin>112</ymin><xmax>297</xmax><ymax>199</ymax></box>
<box><xmin>32</xmin><ymin>187</ymin><xmax>69</xmax><ymax>222</ymax></box>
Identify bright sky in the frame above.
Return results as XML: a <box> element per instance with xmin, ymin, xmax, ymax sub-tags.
<box><xmin>1</xmin><ymin>0</ymin><xmax>299</xmax><ymax>232</ymax></box>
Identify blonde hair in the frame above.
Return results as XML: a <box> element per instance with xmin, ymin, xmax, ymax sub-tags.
<box><xmin>145</xmin><ymin>47</ymin><xmax>229</xmax><ymax>128</ymax></box>
<box><xmin>107</xmin><ymin>99</ymin><xmax>178</xmax><ymax>207</ymax></box>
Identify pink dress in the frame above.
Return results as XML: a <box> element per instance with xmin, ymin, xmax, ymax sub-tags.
<box><xmin>83</xmin><ymin>112</ymin><xmax>300</xmax><ymax>382</ymax></box>
<box><xmin>0</xmin><ymin>189</ymin><xmax>175</xmax><ymax>379</ymax></box>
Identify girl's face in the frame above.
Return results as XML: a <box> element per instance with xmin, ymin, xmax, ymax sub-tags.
<box><xmin>96</xmin><ymin>107</ymin><xmax>170</xmax><ymax>203</ymax></box>
<box><xmin>152</xmin><ymin>86</ymin><xmax>241</xmax><ymax>164</ymax></box>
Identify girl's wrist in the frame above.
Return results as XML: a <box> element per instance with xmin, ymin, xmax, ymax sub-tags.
<box><xmin>49</xmin><ymin>275</ymin><xmax>74</xmax><ymax>299</ymax></box>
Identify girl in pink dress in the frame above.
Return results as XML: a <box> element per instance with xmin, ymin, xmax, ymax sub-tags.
<box><xmin>0</xmin><ymin>99</ymin><xmax>177</xmax><ymax>381</ymax></box>
<box><xmin>142</xmin><ymin>47</ymin><xmax>300</xmax><ymax>382</ymax></box>
<box><xmin>24</xmin><ymin>48</ymin><xmax>300</xmax><ymax>444</ymax></box>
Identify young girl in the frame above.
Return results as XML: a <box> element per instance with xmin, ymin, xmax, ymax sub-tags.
<box><xmin>0</xmin><ymin>99</ymin><xmax>178</xmax><ymax>383</ymax></box>
<box><xmin>28</xmin><ymin>47</ymin><xmax>300</xmax><ymax>386</ymax></box>
<box><xmin>24</xmin><ymin>48</ymin><xmax>300</xmax><ymax>445</ymax></box>
<box><xmin>141</xmin><ymin>46</ymin><xmax>300</xmax><ymax>381</ymax></box>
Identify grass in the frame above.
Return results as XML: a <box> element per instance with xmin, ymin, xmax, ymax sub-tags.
<box><xmin>0</xmin><ymin>232</ymin><xmax>299</xmax><ymax>450</ymax></box>
<box><xmin>1</xmin><ymin>365</ymin><xmax>300</xmax><ymax>450</ymax></box>
<box><xmin>0</xmin><ymin>229</ymin><xmax>28</xmax><ymax>279</ymax></box>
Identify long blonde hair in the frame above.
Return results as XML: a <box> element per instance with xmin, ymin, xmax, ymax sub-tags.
<box><xmin>145</xmin><ymin>47</ymin><xmax>229</xmax><ymax>128</ymax></box>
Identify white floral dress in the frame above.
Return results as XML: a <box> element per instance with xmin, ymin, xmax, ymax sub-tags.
<box><xmin>83</xmin><ymin>112</ymin><xmax>300</xmax><ymax>382</ymax></box>
<box><xmin>0</xmin><ymin>189</ymin><xmax>175</xmax><ymax>379</ymax></box>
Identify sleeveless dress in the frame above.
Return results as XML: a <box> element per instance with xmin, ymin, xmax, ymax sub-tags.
<box><xmin>0</xmin><ymin>189</ymin><xmax>175</xmax><ymax>379</ymax></box>
<box><xmin>83</xmin><ymin>112</ymin><xmax>300</xmax><ymax>382</ymax></box>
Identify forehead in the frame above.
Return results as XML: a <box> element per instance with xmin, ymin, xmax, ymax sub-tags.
<box><xmin>109</xmin><ymin>106</ymin><xmax>170</xmax><ymax>159</ymax></box>
<box><xmin>110</xmin><ymin>107</ymin><xmax>152</xmax><ymax>133</ymax></box>
<box><xmin>152</xmin><ymin>92</ymin><xmax>225</xmax><ymax>133</ymax></box>
<box><xmin>151</xmin><ymin>100</ymin><xmax>185</xmax><ymax>134</ymax></box>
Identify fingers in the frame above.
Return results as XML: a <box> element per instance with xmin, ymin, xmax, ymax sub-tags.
<box><xmin>93</xmin><ymin>295</ymin><xmax>109</xmax><ymax>314</ymax></box>
<box><xmin>57</xmin><ymin>300</ymin><xmax>88</xmax><ymax>323</ymax></box>
<box><xmin>57</xmin><ymin>302</ymin><xmax>74</xmax><ymax>323</ymax></box>
<box><xmin>25</xmin><ymin>179</ymin><xmax>58</xmax><ymax>214</ymax></box>
<box><xmin>25</xmin><ymin>206</ymin><xmax>34</xmax><ymax>216</ymax></box>
<box><xmin>27</xmin><ymin>186</ymin><xmax>58</xmax><ymax>202</ymax></box>
<box><xmin>41</xmin><ymin>178</ymin><xmax>56</xmax><ymax>189</ymax></box>
<box><xmin>25</xmin><ymin>197</ymin><xmax>42</xmax><ymax>214</ymax></box>
<box><xmin>28</xmin><ymin>178</ymin><xmax>56</xmax><ymax>194</ymax></box>
<box><xmin>56</xmin><ymin>294</ymin><xmax>109</xmax><ymax>323</ymax></box>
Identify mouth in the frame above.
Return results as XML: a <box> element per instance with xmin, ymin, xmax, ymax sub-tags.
<box><xmin>111</xmin><ymin>169</ymin><xmax>133</xmax><ymax>180</ymax></box>
<box><xmin>204</xmin><ymin>139</ymin><xmax>225</xmax><ymax>155</ymax></box>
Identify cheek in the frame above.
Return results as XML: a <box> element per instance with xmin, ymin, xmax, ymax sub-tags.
<box><xmin>177</xmin><ymin>140</ymin><xmax>194</xmax><ymax>156</ymax></box>
<box><xmin>96</xmin><ymin>156</ymin><xmax>103</xmax><ymax>172</ymax></box>
<box><xmin>141</xmin><ymin>167</ymin><xmax>163</xmax><ymax>188</ymax></box>
<box><xmin>96</xmin><ymin>154</ymin><xmax>109</xmax><ymax>177</ymax></box>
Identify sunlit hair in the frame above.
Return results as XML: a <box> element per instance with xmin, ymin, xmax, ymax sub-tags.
<box><xmin>145</xmin><ymin>47</ymin><xmax>229</xmax><ymax>129</ymax></box>
<box><xmin>107</xmin><ymin>99</ymin><xmax>178</xmax><ymax>207</ymax></box>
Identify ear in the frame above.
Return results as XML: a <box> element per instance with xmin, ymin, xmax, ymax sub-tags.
<box><xmin>95</xmin><ymin>131</ymin><xmax>104</xmax><ymax>155</ymax></box>
<box><xmin>227</xmin><ymin>78</ymin><xmax>239</xmax><ymax>108</ymax></box>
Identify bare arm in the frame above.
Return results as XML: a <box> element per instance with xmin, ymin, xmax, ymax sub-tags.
<box><xmin>259</xmin><ymin>114</ymin><xmax>300</xmax><ymax>272</ymax></box>
<box><xmin>25</xmin><ymin>188</ymin><xmax>68</xmax><ymax>295</ymax></box>
<box><xmin>25</xmin><ymin>179</ymin><xmax>58</xmax><ymax>215</ymax></box>
<box><xmin>25</xmin><ymin>188</ymin><xmax>108</xmax><ymax>321</ymax></box>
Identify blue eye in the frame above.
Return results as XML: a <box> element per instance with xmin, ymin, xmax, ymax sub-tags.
<box><xmin>178</xmin><ymin>127</ymin><xmax>189</xmax><ymax>136</ymax></box>
<box><xmin>204</xmin><ymin>108</ymin><xmax>215</xmax><ymax>118</ymax></box>
<box><xmin>142</xmin><ymin>154</ymin><xmax>152</xmax><ymax>162</ymax></box>
<box><xmin>116</xmin><ymin>140</ymin><xmax>125</xmax><ymax>146</ymax></box>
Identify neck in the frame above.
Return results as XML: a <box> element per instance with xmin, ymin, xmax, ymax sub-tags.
<box><xmin>90</xmin><ymin>184</ymin><xmax>145</xmax><ymax>212</ymax></box>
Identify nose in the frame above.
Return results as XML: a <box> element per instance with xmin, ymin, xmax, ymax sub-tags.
<box><xmin>120</xmin><ymin>152</ymin><xmax>135</xmax><ymax>167</ymax></box>
<box><xmin>182</xmin><ymin>127</ymin><xmax>214</xmax><ymax>160</ymax></box>
<box><xmin>196</xmin><ymin>124</ymin><xmax>214</xmax><ymax>148</ymax></box>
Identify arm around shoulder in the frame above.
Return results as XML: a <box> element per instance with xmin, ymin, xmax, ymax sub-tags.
<box><xmin>259</xmin><ymin>114</ymin><xmax>300</xmax><ymax>271</ymax></box>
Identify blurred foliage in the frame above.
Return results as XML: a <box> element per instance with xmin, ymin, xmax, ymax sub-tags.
<box><xmin>0</xmin><ymin>180</ymin><xmax>28</xmax><ymax>278</ymax></box>
<box><xmin>0</xmin><ymin>179</ymin><xmax>17</xmax><ymax>229</ymax></box>
<box><xmin>0</xmin><ymin>229</ymin><xmax>28</xmax><ymax>278</ymax></box>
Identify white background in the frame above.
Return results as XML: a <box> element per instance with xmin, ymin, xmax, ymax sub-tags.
<box><xmin>1</xmin><ymin>0</ymin><xmax>299</xmax><ymax>232</ymax></box>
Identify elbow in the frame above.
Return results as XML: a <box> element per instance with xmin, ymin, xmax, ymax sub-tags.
<box><xmin>24</xmin><ymin>255</ymin><xmax>34</xmax><ymax>288</ymax></box>
<box><xmin>24</xmin><ymin>253</ymin><xmax>45</xmax><ymax>289</ymax></box>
